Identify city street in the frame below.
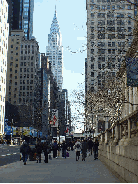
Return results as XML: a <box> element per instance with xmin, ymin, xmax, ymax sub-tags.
<box><xmin>0</xmin><ymin>150</ymin><xmax>120</xmax><ymax>183</ymax></box>
<box><xmin>0</xmin><ymin>145</ymin><xmax>20</xmax><ymax>166</ymax></box>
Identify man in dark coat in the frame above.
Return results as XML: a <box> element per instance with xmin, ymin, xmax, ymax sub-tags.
<box><xmin>93</xmin><ymin>139</ymin><xmax>99</xmax><ymax>160</ymax></box>
<box><xmin>35</xmin><ymin>139</ymin><xmax>43</xmax><ymax>163</ymax></box>
<box><xmin>88</xmin><ymin>138</ymin><xmax>94</xmax><ymax>155</ymax></box>
<box><xmin>81</xmin><ymin>139</ymin><xmax>88</xmax><ymax>161</ymax></box>
<box><xmin>20</xmin><ymin>140</ymin><xmax>31</xmax><ymax>165</ymax></box>
<box><xmin>53</xmin><ymin>140</ymin><xmax>58</xmax><ymax>158</ymax></box>
<box><xmin>43</xmin><ymin>142</ymin><xmax>50</xmax><ymax>163</ymax></box>
<box><xmin>62</xmin><ymin>141</ymin><xmax>67</xmax><ymax>159</ymax></box>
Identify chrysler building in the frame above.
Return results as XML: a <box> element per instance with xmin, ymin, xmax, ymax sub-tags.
<box><xmin>46</xmin><ymin>6</ymin><xmax>63</xmax><ymax>91</ymax></box>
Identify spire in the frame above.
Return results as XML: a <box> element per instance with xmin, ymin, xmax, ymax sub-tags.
<box><xmin>50</xmin><ymin>6</ymin><xmax>60</xmax><ymax>34</ymax></box>
<box><xmin>55</xmin><ymin>5</ymin><xmax>56</xmax><ymax>13</ymax></box>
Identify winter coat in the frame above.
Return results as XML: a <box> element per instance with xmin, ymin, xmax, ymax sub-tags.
<box><xmin>88</xmin><ymin>140</ymin><xmax>94</xmax><ymax>149</ymax></box>
<box><xmin>35</xmin><ymin>142</ymin><xmax>43</xmax><ymax>154</ymax></box>
<box><xmin>93</xmin><ymin>141</ymin><xmax>99</xmax><ymax>151</ymax></box>
<box><xmin>53</xmin><ymin>142</ymin><xmax>58</xmax><ymax>150</ymax></box>
<box><xmin>43</xmin><ymin>143</ymin><xmax>50</xmax><ymax>154</ymax></box>
<box><xmin>20</xmin><ymin>142</ymin><xmax>30</xmax><ymax>154</ymax></box>
<box><xmin>62</xmin><ymin>142</ymin><xmax>67</xmax><ymax>150</ymax></box>
<box><xmin>75</xmin><ymin>141</ymin><xmax>82</xmax><ymax>152</ymax></box>
<box><xmin>81</xmin><ymin>141</ymin><xmax>88</xmax><ymax>154</ymax></box>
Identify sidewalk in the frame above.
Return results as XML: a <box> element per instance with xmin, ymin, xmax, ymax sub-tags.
<box><xmin>0</xmin><ymin>150</ymin><xmax>120</xmax><ymax>183</ymax></box>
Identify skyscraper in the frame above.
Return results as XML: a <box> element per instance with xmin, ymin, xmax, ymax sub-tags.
<box><xmin>0</xmin><ymin>0</ymin><xmax>9</xmax><ymax>136</ymax></box>
<box><xmin>46</xmin><ymin>6</ymin><xmax>63</xmax><ymax>91</ymax></box>
<box><xmin>7</xmin><ymin>0</ymin><xmax>34</xmax><ymax>40</ymax></box>
<box><xmin>86</xmin><ymin>0</ymin><xmax>135</xmax><ymax>93</ymax></box>
<box><xmin>85</xmin><ymin>0</ymin><xmax>136</xmax><ymax>135</ymax></box>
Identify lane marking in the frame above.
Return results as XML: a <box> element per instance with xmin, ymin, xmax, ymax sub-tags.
<box><xmin>1</xmin><ymin>155</ymin><xmax>6</xmax><ymax>157</ymax></box>
<box><xmin>13</xmin><ymin>153</ymin><xmax>17</xmax><ymax>155</ymax></box>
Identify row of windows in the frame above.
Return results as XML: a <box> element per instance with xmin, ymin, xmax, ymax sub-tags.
<box><xmin>8</xmin><ymin>99</ymin><xmax>33</xmax><ymax>104</ymax></box>
<box><xmin>91</xmin><ymin>48</ymin><xmax>126</xmax><ymax>54</ymax></box>
<box><xmin>90</xmin><ymin>33</ymin><xmax>132</xmax><ymax>39</ymax></box>
<box><xmin>91</xmin><ymin>56</ymin><xmax>123</xmax><ymax>62</ymax></box>
<box><xmin>91</xmin><ymin>27</ymin><xmax>132</xmax><ymax>33</ymax></box>
<box><xmin>91</xmin><ymin>20</ymin><xmax>132</xmax><ymax>26</ymax></box>
<box><xmin>91</xmin><ymin>41</ymin><xmax>130</xmax><ymax>48</ymax></box>
<box><xmin>90</xmin><ymin>4</ymin><xmax>131</xmax><ymax>11</ymax></box>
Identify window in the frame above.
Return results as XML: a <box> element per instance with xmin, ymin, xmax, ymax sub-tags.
<box><xmin>16</xmin><ymin>53</ymin><xmax>18</xmax><ymax>55</ymax></box>
<box><xmin>118</xmin><ymin>34</ymin><xmax>125</xmax><ymax>39</ymax></box>
<box><xmin>23</xmin><ymin>86</ymin><xmax>25</xmax><ymax>90</ymax></box>
<box><xmin>24</xmin><ymin>68</ymin><xmax>26</xmax><ymax>72</ymax></box>
<box><xmin>24</xmin><ymin>62</ymin><xmax>26</xmax><ymax>66</ymax></box>
<box><xmin>108</xmin><ymin>34</ymin><xmax>115</xmax><ymax>39</ymax></box>
<box><xmin>15</xmin><ymin>64</ymin><xmax>18</xmax><ymax>67</ymax></box>
<box><xmin>91</xmin><ymin>49</ymin><xmax>94</xmax><ymax>54</ymax></box>
<box><xmin>15</xmin><ymin>70</ymin><xmax>17</xmax><ymax>73</ymax></box>
<box><xmin>98</xmin><ymin>63</ymin><xmax>101</xmax><ymax>69</ymax></box>
<box><xmin>107</xmin><ymin>20</ymin><xmax>115</xmax><ymax>26</ymax></box>
<box><xmin>11</xmin><ymin>45</ymin><xmax>13</xmax><ymax>48</ymax></box>
<box><xmin>16</xmin><ymin>47</ymin><xmax>18</xmax><ymax>50</ymax></box>
<box><xmin>91</xmin><ymin>64</ymin><xmax>94</xmax><ymax>69</ymax></box>
<box><xmin>20</xmin><ymin>86</ymin><xmax>22</xmax><ymax>90</ymax></box>
<box><xmin>98</xmin><ymin>33</ymin><xmax>105</xmax><ymax>39</ymax></box>
<box><xmin>31</xmin><ymin>68</ymin><xmax>33</xmax><ymax>72</ymax></box>
<box><xmin>97</xmin><ymin>13</ymin><xmax>105</xmax><ymax>18</ymax></box>
<box><xmin>20</xmin><ymin>68</ymin><xmax>22</xmax><ymax>72</ymax></box>
<box><xmin>10</xmin><ymin>68</ymin><xmax>12</xmax><ymax>72</ymax></box>
<box><xmin>91</xmin><ymin>72</ymin><xmax>94</xmax><ymax>77</ymax></box>
<box><xmin>91</xmin><ymin>13</ymin><xmax>94</xmax><ymax>18</ymax></box>
<box><xmin>98</xmin><ymin>49</ymin><xmax>105</xmax><ymax>54</ymax></box>
<box><xmin>15</xmin><ymin>82</ymin><xmax>17</xmax><ymax>85</ymax></box>
<box><xmin>91</xmin><ymin>57</ymin><xmax>95</xmax><ymax>62</ymax></box>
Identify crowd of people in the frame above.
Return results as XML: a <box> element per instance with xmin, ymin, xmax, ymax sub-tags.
<box><xmin>20</xmin><ymin>138</ymin><xmax>99</xmax><ymax>165</ymax></box>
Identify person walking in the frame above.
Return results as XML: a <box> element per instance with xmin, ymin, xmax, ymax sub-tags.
<box><xmin>53</xmin><ymin>140</ymin><xmax>58</xmax><ymax>158</ymax></box>
<box><xmin>58</xmin><ymin>143</ymin><xmax>61</xmax><ymax>157</ymax></box>
<box><xmin>75</xmin><ymin>139</ymin><xmax>81</xmax><ymax>161</ymax></box>
<box><xmin>62</xmin><ymin>141</ymin><xmax>67</xmax><ymax>159</ymax></box>
<box><xmin>93</xmin><ymin>139</ymin><xmax>99</xmax><ymax>160</ymax></box>
<box><xmin>88</xmin><ymin>138</ymin><xmax>94</xmax><ymax>155</ymax></box>
<box><xmin>20</xmin><ymin>140</ymin><xmax>31</xmax><ymax>165</ymax></box>
<box><xmin>81</xmin><ymin>139</ymin><xmax>88</xmax><ymax>161</ymax></box>
<box><xmin>43</xmin><ymin>142</ymin><xmax>50</xmax><ymax>163</ymax></box>
<box><xmin>35</xmin><ymin>139</ymin><xmax>43</xmax><ymax>163</ymax></box>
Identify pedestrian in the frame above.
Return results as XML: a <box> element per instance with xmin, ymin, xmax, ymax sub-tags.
<box><xmin>81</xmin><ymin>139</ymin><xmax>88</xmax><ymax>161</ymax></box>
<box><xmin>35</xmin><ymin>139</ymin><xmax>43</xmax><ymax>163</ymax></box>
<box><xmin>93</xmin><ymin>139</ymin><xmax>99</xmax><ymax>160</ymax></box>
<box><xmin>70</xmin><ymin>141</ymin><xmax>73</xmax><ymax>151</ymax></box>
<box><xmin>20</xmin><ymin>140</ymin><xmax>31</xmax><ymax>165</ymax></box>
<box><xmin>75</xmin><ymin>139</ymin><xmax>81</xmax><ymax>161</ymax></box>
<box><xmin>58</xmin><ymin>143</ymin><xmax>61</xmax><ymax>157</ymax></box>
<box><xmin>62</xmin><ymin>141</ymin><xmax>67</xmax><ymax>159</ymax></box>
<box><xmin>88</xmin><ymin>138</ymin><xmax>94</xmax><ymax>155</ymax></box>
<box><xmin>43</xmin><ymin>142</ymin><xmax>50</xmax><ymax>163</ymax></box>
<box><xmin>53</xmin><ymin>140</ymin><xmax>58</xmax><ymax>158</ymax></box>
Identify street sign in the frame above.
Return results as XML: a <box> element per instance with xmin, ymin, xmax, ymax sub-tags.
<box><xmin>51</xmin><ymin>109</ymin><xmax>58</xmax><ymax>128</ymax></box>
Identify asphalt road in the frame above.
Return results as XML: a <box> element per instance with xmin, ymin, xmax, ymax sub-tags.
<box><xmin>0</xmin><ymin>145</ymin><xmax>20</xmax><ymax>166</ymax></box>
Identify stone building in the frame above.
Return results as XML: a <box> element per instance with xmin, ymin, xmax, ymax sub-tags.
<box><xmin>85</xmin><ymin>0</ymin><xmax>136</xmax><ymax>136</ymax></box>
<box><xmin>6</xmin><ymin>30</ymin><xmax>40</xmax><ymax>127</ymax></box>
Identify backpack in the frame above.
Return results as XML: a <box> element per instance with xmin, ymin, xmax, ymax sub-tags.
<box><xmin>77</xmin><ymin>144</ymin><xmax>80</xmax><ymax>148</ymax></box>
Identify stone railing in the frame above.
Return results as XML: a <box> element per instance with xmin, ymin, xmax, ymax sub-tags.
<box><xmin>97</xmin><ymin>110</ymin><xmax>138</xmax><ymax>183</ymax></box>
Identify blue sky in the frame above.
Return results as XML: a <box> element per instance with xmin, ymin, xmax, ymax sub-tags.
<box><xmin>33</xmin><ymin>0</ymin><xmax>87</xmax><ymax>132</ymax></box>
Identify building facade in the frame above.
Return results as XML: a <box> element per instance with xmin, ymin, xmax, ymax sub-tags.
<box><xmin>6</xmin><ymin>30</ymin><xmax>40</xmax><ymax>127</ymax></box>
<box><xmin>85</xmin><ymin>0</ymin><xmax>136</xmax><ymax>135</ymax></box>
<box><xmin>7</xmin><ymin>0</ymin><xmax>34</xmax><ymax>40</ymax></box>
<box><xmin>46</xmin><ymin>7</ymin><xmax>63</xmax><ymax>91</ymax></box>
<box><xmin>0</xmin><ymin>0</ymin><xmax>9</xmax><ymax>137</ymax></box>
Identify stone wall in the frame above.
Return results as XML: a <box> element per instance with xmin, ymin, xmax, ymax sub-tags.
<box><xmin>99</xmin><ymin>137</ymin><xmax>138</xmax><ymax>183</ymax></box>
